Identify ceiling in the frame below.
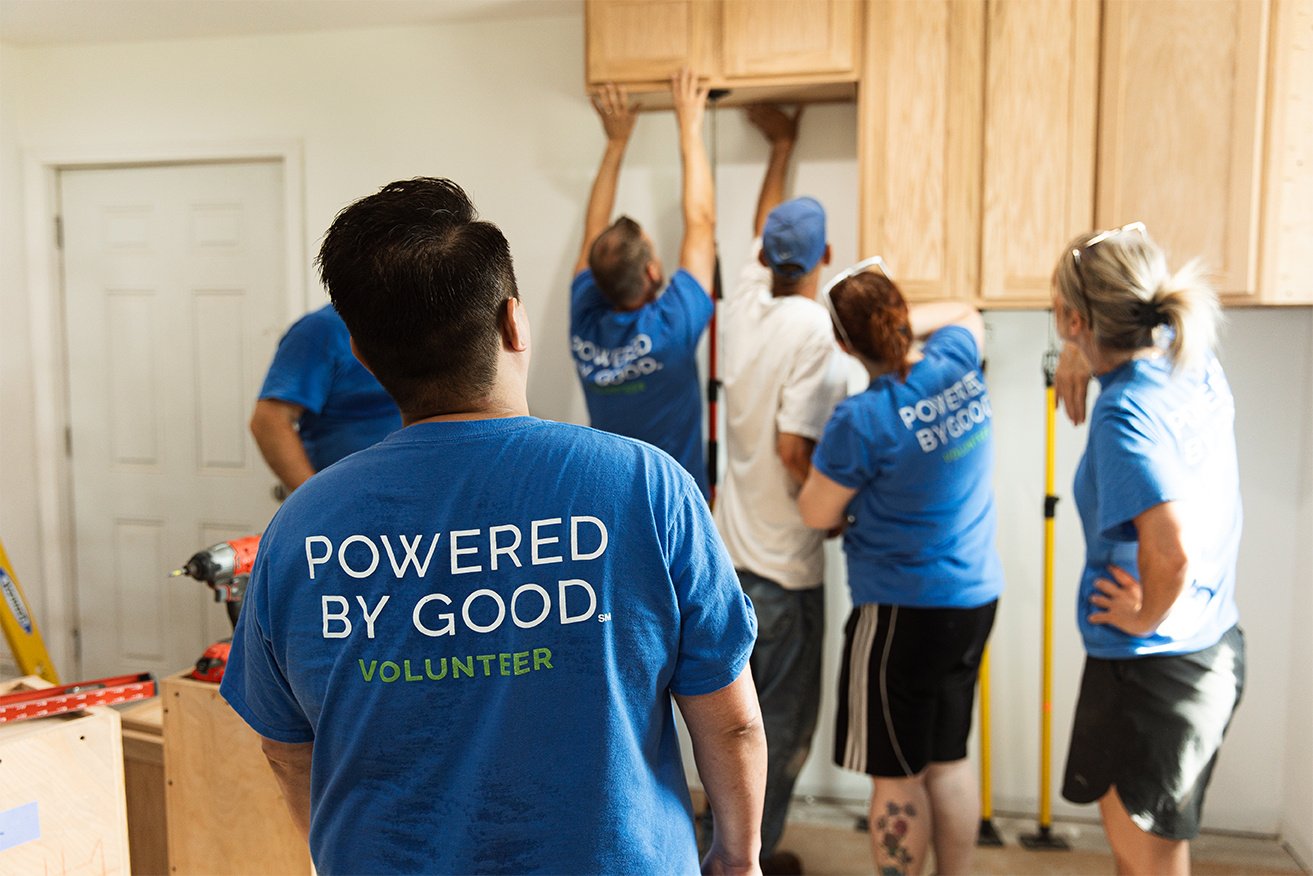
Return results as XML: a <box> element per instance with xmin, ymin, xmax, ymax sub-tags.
<box><xmin>0</xmin><ymin>0</ymin><xmax>580</xmax><ymax>46</ymax></box>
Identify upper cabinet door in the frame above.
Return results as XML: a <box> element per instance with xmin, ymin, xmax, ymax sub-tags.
<box><xmin>979</xmin><ymin>0</ymin><xmax>1099</xmax><ymax>304</ymax></box>
<box><xmin>721</xmin><ymin>0</ymin><xmax>861</xmax><ymax>80</ymax></box>
<box><xmin>1097</xmin><ymin>0</ymin><xmax>1270</xmax><ymax>297</ymax></box>
<box><xmin>859</xmin><ymin>0</ymin><xmax>984</xmax><ymax>301</ymax></box>
<box><xmin>585</xmin><ymin>0</ymin><xmax>716</xmax><ymax>85</ymax></box>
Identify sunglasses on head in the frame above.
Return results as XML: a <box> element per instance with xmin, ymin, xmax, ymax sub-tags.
<box><xmin>820</xmin><ymin>255</ymin><xmax>892</xmax><ymax>350</ymax></box>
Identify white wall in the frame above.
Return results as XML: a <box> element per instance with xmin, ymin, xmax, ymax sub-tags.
<box><xmin>2</xmin><ymin>11</ymin><xmax>1310</xmax><ymax>842</ymax></box>
<box><xmin>0</xmin><ymin>39</ymin><xmax>37</xmax><ymax>680</ymax></box>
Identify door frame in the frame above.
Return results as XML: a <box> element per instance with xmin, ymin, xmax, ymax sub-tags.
<box><xmin>23</xmin><ymin>140</ymin><xmax>306</xmax><ymax>679</ymax></box>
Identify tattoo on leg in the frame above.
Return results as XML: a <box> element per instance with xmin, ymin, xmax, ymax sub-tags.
<box><xmin>874</xmin><ymin>801</ymin><xmax>917</xmax><ymax>875</ymax></box>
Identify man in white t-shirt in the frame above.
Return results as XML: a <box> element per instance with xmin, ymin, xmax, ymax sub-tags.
<box><xmin>714</xmin><ymin>105</ymin><xmax>849</xmax><ymax>873</ymax></box>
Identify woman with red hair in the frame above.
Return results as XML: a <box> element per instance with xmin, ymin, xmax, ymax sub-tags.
<box><xmin>799</xmin><ymin>260</ymin><xmax>1004</xmax><ymax>875</ymax></box>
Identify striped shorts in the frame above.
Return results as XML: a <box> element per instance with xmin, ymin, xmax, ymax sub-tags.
<box><xmin>834</xmin><ymin>600</ymin><xmax>996</xmax><ymax>777</ymax></box>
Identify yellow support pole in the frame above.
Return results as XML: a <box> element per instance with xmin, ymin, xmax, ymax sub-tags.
<box><xmin>1021</xmin><ymin>350</ymin><xmax>1068</xmax><ymax>850</ymax></box>
<box><xmin>0</xmin><ymin>538</ymin><xmax>60</xmax><ymax>683</ymax></box>
<box><xmin>977</xmin><ymin>643</ymin><xmax>1003</xmax><ymax>845</ymax></box>
<box><xmin>1040</xmin><ymin>381</ymin><xmax>1057</xmax><ymax>829</ymax></box>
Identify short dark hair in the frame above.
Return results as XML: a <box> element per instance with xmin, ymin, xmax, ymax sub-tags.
<box><xmin>588</xmin><ymin>216</ymin><xmax>653</xmax><ymax>308</ymax></box>
<box><xmin>316</xmin><ymin>178</ymin><xmax>518</xmax><ymax>418</ymax></box>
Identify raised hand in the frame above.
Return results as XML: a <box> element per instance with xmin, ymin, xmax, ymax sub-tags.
<box><xmin>747</xmin><ymin>104</ymin><xmax>801</xmax><ymax>147</ymax></box>
<box><xmin>671</xmin><ymin>66</ymin><xmax>710</xmax><ymax>136</ymax></box>
<box><xmin>590</xmin><ymin>82</ymin><xmax>639</xmax><ymax>145</ymax></box>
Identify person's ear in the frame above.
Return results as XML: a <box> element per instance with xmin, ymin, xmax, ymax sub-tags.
<box><xmin>348</xmin><ymin>336</ymin><xmax>377</xmax><ymax>376</ymax></box>
<box><xmin>502</xmin><ymin>297</ymin><xmax>530</xmax><ymax>353</ymax></box>
<box><xmin>758</xmin><ymin>249</ymin><xmax>772</xmax><ymax>269</ymax></box>
<box><xmin>822</xmin><ymin>243</ymin><xmax>832</xmax><ymax>266</ymax></box>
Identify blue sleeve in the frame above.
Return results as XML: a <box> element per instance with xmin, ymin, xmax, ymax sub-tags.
<box><xmin>666</xmin><ymin>478</ymin><xmax>757</xmax><ymax>697</ymax></box>
<box><xmin>571</xmin><ymin>269</ymin><xmax>608</xmax><ymax>327</ymax></box>
<box><xmin>652</xmin><ymin>270</ymin><xmax>715</xmax><ymax>352</ymax></box>
<box><xmin>925</xmin><ymin>324</ymin><xmax>980</xmax><ymax>369</ymax></box>
<box><xmin>812</xmin><ymin>400</ymin><xmax>875</xmax><ymax>490</ymax></box>
<box><xmin>218</xmin><ymin>544</ymin><xmax>315</xmax><ymax>744</ymax></box>
<box><xmin>1090</xmin><ymin>406</ymin><xmax>1181</xmax><ymax>542</ymax></box>
<box><xmin>258</xmin><ymin>314</ymin><xmax>334</xmax><ymax>415</ymax></box>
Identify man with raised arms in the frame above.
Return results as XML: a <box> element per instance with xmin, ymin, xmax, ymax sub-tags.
<box><xmin>570</xmin><ymin>68</ymin><xmax>716</xmax><ymax>498</ymax></box>
<box><xmin>220</xmin><ymin>177</ymin><xmax>765</xmax><ymax>875</ymax></box>
<box><xmin>714</xmin><ymin>105</ymin><xmax>849</xmax><ymax>873</ymax></box>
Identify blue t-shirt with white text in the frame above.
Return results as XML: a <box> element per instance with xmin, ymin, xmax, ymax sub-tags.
<box><xmin>813</xmin><ymin>326</ymin><xmax>1004</xmax><ymax>608</ymax></box>
<box><xmin>258</xmin><ymin>305</ymin><xmax>401</xmax><ymax>471</ymax></box>
<box><xmin>219</xmin><ymin>417</ymin><xmax>755</xmax><ymax>875</ymax></box>
<box><xmin>1073</xmin><ymin>354</ymin><xmax>1241</xmax><ymax>658</ymax></box>
<box><xmin>571</xmin><ymin>269</ymin><xmax>714</xmax><ymax>498</ymax></box>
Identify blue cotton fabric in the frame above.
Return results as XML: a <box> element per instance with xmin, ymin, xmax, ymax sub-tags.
<box><xmin>570</xmin><ymin>269</ymin><xmax>714</xmax><ymax>499</ymax></box>
<box><xmin>258</xmin><ymin>305</ymin><xmax>401</xmax><ymax>470</ymax></box>
<box><xmin>220</xmin><ymin>417</ymin><xmax>755</xmax><ymax>875</ymax></box>
<box><xmin>812</xmin><ymin>326</ymin><xmax>1004</xmax><ymax>609</ymax></box>
<box><xmin>1073</xmin><ymin>354</ymin><xmax>1242</xmax><ymax>659</ymax></box>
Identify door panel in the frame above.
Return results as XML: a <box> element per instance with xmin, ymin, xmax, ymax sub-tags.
<box><xmin>60</xmin><ymin>162</ymin><xmax>285</xmax><ymax>679</ymax></box>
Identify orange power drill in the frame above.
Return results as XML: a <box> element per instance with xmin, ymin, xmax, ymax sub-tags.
<box><xmin>170</xmin><ymin>535</ymin><xmax>260</xmax><ymax>627</ymax></box>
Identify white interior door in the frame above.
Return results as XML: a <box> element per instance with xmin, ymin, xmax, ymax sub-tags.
<box><xmin>60</xmin><ymin>161</ymin><xmax>286</xmax><ymax>679</ymax></box>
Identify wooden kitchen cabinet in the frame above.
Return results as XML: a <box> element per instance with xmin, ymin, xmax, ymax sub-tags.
<box><xmin>978</xmin><ymin>0</ymin><xmax>1099</xmax><ymax>305</ymax></box>
<box><xmin>721</xmin><ymin>0</ymin><xmax>860</xmax><ymax>80</ymax></box>
<box><xmin>1097</xmin><ymin>0</ymin><xmax>1269</xmax><ymax>300</ymax></box>
<box><xmin>585</xmin><ymin>1</ymin><xmax>716</xmax><ymax>86</ymax></box>
<box><xmin>858</xmin><ymin>0</ymin><xmax>983</xmax><ymax>302</ymax></box>
<box><xmin>585</xmin><ymin>0</ymin><xmax>861</xmax><ymax>104</ymax></box>
<box><xmin>858</xmin><ymin>0</ymin><xmax>1099</xmax><ymax>306</ymax></box>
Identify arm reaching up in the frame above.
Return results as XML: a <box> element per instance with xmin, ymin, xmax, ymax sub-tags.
<box><xmin>746</xmin><ymin>105</ymin><xmax>801</xmax><ymax>237</ymax></box>
<box><xmin>672</xmin><ymin>67</ymin><xmax>716</xmax><ymax>292</ymax></box>
<box><xmin>576</xmin><ymin>82</ymin><xmax>639</xmax><ymax>275</ymax></box>
<box><xmin>907</xmin><ymin>301</ymin><xmax>986</xmax><ymax>354</ymax></box>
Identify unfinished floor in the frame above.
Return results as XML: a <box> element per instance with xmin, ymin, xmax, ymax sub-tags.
<box><xmin>777</xmin><ymin>799</ymin><xmax>1309</xmax><ymax>875</ymax></box>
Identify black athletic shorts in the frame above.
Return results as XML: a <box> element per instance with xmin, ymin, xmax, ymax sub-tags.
<box><xmin>833</xmin><ymin>600</ymin><xmax>996</xmax><ymax>777</ymax></box>
<box><xmin>1062</xmin><ymin>624</ymin><xmax>1245</xmax><ymax>840</ymax></box>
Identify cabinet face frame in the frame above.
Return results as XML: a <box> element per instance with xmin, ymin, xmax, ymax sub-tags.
<box><xmin>1096</xmin><ymin>0</ymin><xmax>1270</xmax><ymax>300</ymax></box>
<box><xmin>859</xmin><ymin>0</ymin><xmax>984</xmax><ymax>302</ymax></box>
<box><xmin>1258</xmin><ymin>0</ymin><xmax>1313</xmax><ymax>304</ymax></box>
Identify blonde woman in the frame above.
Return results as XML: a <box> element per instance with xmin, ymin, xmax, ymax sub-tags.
<box><xmin>1051</xmin><ymin>223</ymin><xmax>1245</xmax><ymax>876</ymax></box>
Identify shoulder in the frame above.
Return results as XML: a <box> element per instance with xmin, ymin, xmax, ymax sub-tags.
<box><xmin>668</xmin><ymin>269</ymin><xmax>709</xmax><ymax>300</ymax></box>
<box><xmin>924</xmin><ymin>325</ymin><xmax>979</xmax><ymax>364</ymax></box>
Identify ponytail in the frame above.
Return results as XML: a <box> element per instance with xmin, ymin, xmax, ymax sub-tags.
<box><xmin>1150</xmin><ymin>259</ymin><xmax>1220</xmax><ymax>371</ymax></box>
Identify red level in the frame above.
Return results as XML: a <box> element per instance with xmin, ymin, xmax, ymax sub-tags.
<box><xmin>0</xmin><ymin>672</ymin><xmax>157</xmax><ymax>724</ymax></box>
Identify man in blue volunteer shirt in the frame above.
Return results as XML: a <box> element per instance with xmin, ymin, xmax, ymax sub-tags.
<box><xmin>571</xmin><ymin>69</ymin><xmax>715</xmax><ymax>498</ymax></box>
<box><xmin>219</xmin><ymin>176</ymin><xmax>766</xmax><ymax>876</ymax></box>
<box><xmin>250</xmin><ymin>304</ymin><xmax>401</xmax><ymax>493</ymax></box>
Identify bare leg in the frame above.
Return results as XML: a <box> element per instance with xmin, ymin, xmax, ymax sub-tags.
<box><xmin>1098</xmin><ymin>786</ymin><xmax>1189</xmax><ymax>876</ymax></box>
<box><xmin>868</xmin><ymin>774</ymin><xmax>931</xmax><ymax>875</ymax></box>
<box><xmin>924</xmin><ymin>758</ymin><xmax>978</xmax><ymax>875</ymax></box>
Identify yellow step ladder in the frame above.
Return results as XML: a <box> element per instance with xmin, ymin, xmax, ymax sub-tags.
<box><xmin>0</xmin><ymin>538</ymin><xmax>60</xmax><ymax>684</ymax></box>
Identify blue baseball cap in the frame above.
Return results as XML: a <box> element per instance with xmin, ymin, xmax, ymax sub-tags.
<box><xmin>762</xmin><ymin>197</ymin><xmax>827</xmax><ymax>279</ymax></box>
